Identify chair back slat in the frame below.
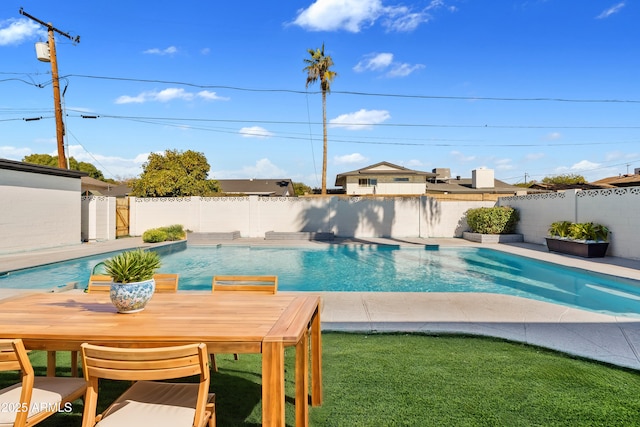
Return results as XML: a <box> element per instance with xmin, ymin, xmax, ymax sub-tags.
<box><xmin>153</xmin><ymin>273</ymin><xmax>179</xmax><ymax>293</ymax></box>
<box><xmin>212</xmin><ymin>275</ymin><xmax>278</xmax><ymax>293</ymax></box>
<box><xmin>81</xmin><ymin>342</ymin><xmax>209</xmax><ymax>382</ymax></box>
<box><xmin>86</xmin><ymin>275</ymin><xmax>112</xmax><ymax>293</ymax></box>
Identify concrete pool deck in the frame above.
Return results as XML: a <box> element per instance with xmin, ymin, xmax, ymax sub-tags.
<box><xmin>2</xmin><ymin>236</ymin><xmax>640</xmax><ymax>370</ymax></box>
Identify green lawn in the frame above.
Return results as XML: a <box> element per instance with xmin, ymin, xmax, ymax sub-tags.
<box><xmin>7</xmin><ymin>333</ymin><xmax>640</xmax><ymax>426</ymax></box>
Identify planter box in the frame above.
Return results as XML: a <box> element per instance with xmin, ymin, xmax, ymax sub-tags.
<box><xmin>462</xmin><ymin>232</ymin><xmax>524</xmax><ymax>243</ymax></box>
<box><xmin>545</xmin><ymin>238</ymin><xmax>609</xmax><ymax>258</ymax></box>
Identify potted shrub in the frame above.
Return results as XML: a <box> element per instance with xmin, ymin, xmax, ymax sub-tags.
<box><xmin>462</xmin><ymin>206</ymin><xmax>523</xmax><ymax>243</ymax></box>
<box><xmin>546</xmin><ymin>221</ymin><xmax>610</xmax><ymax>258</ymax></box>
<box><xmin>103</xmin><ymin>249</ymin><xmax>162</xmax><ymax>313</ymax></box>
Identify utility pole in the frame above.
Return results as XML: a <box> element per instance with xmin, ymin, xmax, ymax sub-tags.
<box><xmin>19</xmin><ymin>8</ymin><xmax>80</xmax><ymax>169</ymax></box>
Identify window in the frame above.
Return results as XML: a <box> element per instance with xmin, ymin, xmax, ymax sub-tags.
<box><xmin>393</xmin><ymin>177</ymin><xmax>409</xmax><ymax>182</ymax></box>
<box><xmin>358</xmin><ymin>178</ymin><xmax>377</xmax><ymax>187</ymax></box>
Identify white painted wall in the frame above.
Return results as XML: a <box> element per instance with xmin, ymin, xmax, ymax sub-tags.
<box><xmin>128</xmin><ymin>196</ymin><xmax>495</xmax><ymax>239</ymax></box>
<box><xmin>499</xmin><ymin>187</ymin><xmax>640</xmax><ymax>259</ymax></box>
<box><xmin>0</xmin><ymin>168</ymin><xmax>81</xmax><ymax>254</ymax></box>
<box><xmin>81</xmin><ymin>196</ymin><xmax>116</xmax><ymax>242</ymax></box>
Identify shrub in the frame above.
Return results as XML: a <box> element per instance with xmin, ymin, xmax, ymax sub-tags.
<box><xmin>466</xmin><ymin>207</ymin><xmax>520</xmax><ymax>234</ymax></box>
<box><xmin>142</xmin><ymin>228</ymin><xmax>168</xmax><ymax>243</ymax></box>
<box><xmin>142</xmin><ymin>224</ymin><xmax>186</xmax><ymax>243</ymax></box>
<box><xmin>163</xmin><ymin>224</ymin><xmax>186</xmax><ymax>241</ymax></box>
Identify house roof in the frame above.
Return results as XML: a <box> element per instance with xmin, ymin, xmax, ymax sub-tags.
<box><xmin>528</xmin><ymin>182</ymin><xmax>612</xmax><ymax>191</ymax></box>
<box><xmin>0</xmin><ymin>158</ymin><xmax>86</xmax><ymax>179</ymax></box>
<box><xmin>335</xmin><ymin>161</ymin><xmax>436</xmax><ymax>186</ymax></box>
<box><xmin>217</xmin><ymin>179</ymin><xmax>295</xmax><ymax>196</ymax></box>
<box><xmin>81</xmin><ymin>176</ymin><xmax>132</xmax><ymax>197</ymax></box>
<box><xmin>425</xmin><ymin>177</ymin><xmax>523</xmax><ymax>194</ymax></box>
<box><xmin>592</xmin><ymin>174</ymin><xmax>640</xmax><ymax>187</ymax></box>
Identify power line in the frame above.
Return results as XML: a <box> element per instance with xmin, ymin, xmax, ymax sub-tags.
<box><xmin>65</xmin><ymin>111</ymin><xmax>640</xmax><ymax>148</ymax></box>
<box><xmin>62</xmin><ymin>74</ymin><xmax>640</xmax><ymax>104</ymax></box>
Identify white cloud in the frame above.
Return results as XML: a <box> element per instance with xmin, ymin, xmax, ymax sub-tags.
<box><xmin>525</xmin><ymin>152</ymin><xmax>545</xmax><ymax>161</ymax></box>
<box><xmin>291</xmin><ymin>0</ymin><xmax>454</xmax><ymax>32</ymax></box>
<box><xmin>450</xmin><ymin>150</ymin><xmax>476</xmax><ymax>162</ymax></box>
<box><xmin>155</xmin><ymin>88</ymin><xmax>193</xmax><ymax>102</ymax></box>
<box><xmin>329</xmin><ymin>109</ymin><xmax>390</xmax><ymax>130</ymax></box>
<box><xmin>143</xmin><ymin>46</ymin><xmax>178</xmax><ymax>55</ymax></box>
<box><xmin>334</xmin><ymin>153</ymin><xmax>368</xmax><ymax>164</ymax></box>
<box><xmin>67</xmin><ymin>145</ymin><xmax>146</xmax><ymax>179</ymax></box>
<box><xmin>570</xmin><ymin>160</ymin><xmax>600</xmax><ymax>171</ymax></box>
<box><xmin>386</xmin><ymin>62</ymin><xmax>425</xmax><ymax>77</ymax></box>
<box><xmin>200</xmin><ymin>47</ymin><xmax>211</xmax><ymax>55</ymax></box>
<box><xmin>544</xmin><ymin>132</ymin><xmax>562</xmax><ymax>140</ymax></box>
<box><xmin>115</xmin><ymin>88</ymin><xmax>229</xmax><ymax>104</ymax></box>
<box><xmin>405</xmin><ymin>159</ymin><xmax>425</xmax><ymax>168</ymax></box>
<box><xmin>0</xmin><ymin>145</ymin><xmax>32</xmax><ymax>159</ymax></box>
<box><xmin>353</xmin><ymin>53</ymin><xmax>394</xmax><ymax>72</ymax></box>
<box><xmin>494</xmin><ymin>158</ymin><xmax>514</xmax><ymax>171</ymax></box>
<box><xmin>197</xmin><ymin>90</ymin><xmax>229</xmax><ymax>101</ymax></box>
<box><xmin>382</xmin><ymin>7</ymin><xmax>429</xmax><ymax>32</ymax></box>
<box><xmin>596</xmin><ymin>2</ymin><xmax>625</xmax><ymax>19</ymax></box>
<box><xmin>213</xmin><ymin>158</ymin><xmax>286</xmax><ymax>179</ymax></box>
<box><xmin>0</xmin><ymin>19</ymin><xmax>44</xmax><ymax>46</ymax></box>
<box><xmin>354</xmin><ymin>52</ymin><xmax>424</xmax><ymax>77</ymax></box>
<box><xmin>293</xmin><ymin>0</ymin><xmax>383</xmax><ymax>32</ymax></box>
<box><xmin>238</xmin><ymin>126</ymin><xmax>274</xmax><ymax>138</ymax></box>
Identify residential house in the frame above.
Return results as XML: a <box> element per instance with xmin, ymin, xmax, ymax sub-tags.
<box><xmin>334</xmin><ymin>161</ymin><xmax>436</xmax><ymax>195</ymax></box>
<box><xmin>425</xmin><ymin>168</ymin><xmax>525</xmax><ymax>196</ymax></box>
<box><xmin>81</xmin><ymin>176</ymin><xmax>131</xmax><ymax>197</ymax></box>
<box><xmin>592</xmin><ymin>168</ymin><xmax>640</xmax><ymax>188</ymax></box>
<box><xmin>217</xmin><ymin>179</ymin><xmax>295</xmax><ymax>196</ymax></box>
<box><xmin>334</xmin><ymin>162</ymin><xmax>524</xmax><ymax>196</ymax></box>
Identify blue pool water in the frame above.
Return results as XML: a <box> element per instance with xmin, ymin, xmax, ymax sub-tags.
<box><xmin>2</xmin><ymin>245</ymin><xmax>640</xmax><ymax>317</ymax></box>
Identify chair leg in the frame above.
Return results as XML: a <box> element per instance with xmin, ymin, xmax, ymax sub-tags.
<box><xmin>210</xmin><ymin>353</ymin><xmax>218</xmax><ymax>372</ymax></box>
<box><xmin>71</xmin><ymin>351</ymin><xmax>79</xmax><ymax>377</ymax></box>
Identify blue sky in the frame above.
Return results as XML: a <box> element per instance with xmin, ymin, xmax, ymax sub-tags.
<box><xmin>1</xmin><ymin>0</ymin><xmax>638</xmax><ymax>187</ymax></box>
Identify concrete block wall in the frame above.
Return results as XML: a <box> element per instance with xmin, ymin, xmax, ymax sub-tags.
<box><xmin>128</xmin><ymin>195</ymin><xmax>492</xmax><ymax>239</ymax></box>
<box><xmin>0</xmin><ymin>168</ymin><xmax>81</xmax><ymax>254</ymax></box>
<box><xmin>81</xmin><ymin>196</ymin><xmax>116</xmax><ymax>242</ymax></box>
<box><xmin>499</xmin><ymin>187</ymin><xmax>640</xmax><ymax>259</ymax></box>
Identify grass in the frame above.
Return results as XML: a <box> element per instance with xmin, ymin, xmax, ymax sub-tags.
<box><xmin>5</xmin><ymin>332</ymin><xmax>640</xmax><ymax>426</ymax></box>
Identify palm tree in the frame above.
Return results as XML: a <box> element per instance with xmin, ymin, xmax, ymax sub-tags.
<box><xmin>304</xmin><ymin>44</ymin><xmax>337</xmax><ymax>195</ymax></box>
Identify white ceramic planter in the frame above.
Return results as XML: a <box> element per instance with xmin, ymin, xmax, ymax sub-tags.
<box><xmin>110</xmin><ymin>278</ymin><xmax>155</xmax><ymax>313</ymax></box>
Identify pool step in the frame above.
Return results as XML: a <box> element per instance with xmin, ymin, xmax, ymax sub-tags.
<box><xmin>188</xmin><ymin>231</ymin><xmax>241</xmax><ymax>244</ymax></box>
<box><xmin>264</xmin><ymin>231</ymin><xmax>335</xmax><ymax>241</ymax></box>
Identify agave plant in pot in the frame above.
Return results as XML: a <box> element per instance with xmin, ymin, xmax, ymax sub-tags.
<box><xmin>546</xmin><ymin>221</ymin><xmax>610</xmax><ymax>258</ymax></box>
<box><xmin>103</xmin><ymin>249</ymin><xmax>162</xmax><ymax>313</ymax></box>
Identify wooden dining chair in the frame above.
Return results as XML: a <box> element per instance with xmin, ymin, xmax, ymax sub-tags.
<box><xmin>209</xmin><ymin>275</ymin><xmax>278</xmax><ymax>371</ymax></box>
<box><xmin>80</xmin><ymin>342</ymin><xmax>215</xmax><ymax>427</ymax></box>
<box><xmin>85</xmin><ymin>274</ymin><xmax>112</xmax><ymax>293</ymax></box>
<box><xmin>153</xmin><ymin>273</ymin><xmax>180</xmax><ymax>292</ymax></box>
<box><xmin>67</xmin><ymin>274</ymin><xmax>180</xmax><ymax>377</ymax></box>
<box><xmin>0</xmin><ymin>338</ymin><xmax>86</xmax><ymax>427</ymax></box>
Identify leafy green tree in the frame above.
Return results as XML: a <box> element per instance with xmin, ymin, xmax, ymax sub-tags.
<box><xmin>23</xmin><ymin>153</ymin><xmax>58</xmax><ymax>167</ymax></box>
<box><xmin>131</xmin><ymin>149</ymin><xmax>219</xmax><ymax>197</ymax></box>
<box><xmin>541</xmin><ymin>174</ymin><xmax>586</xmax><ymax>185</ymax></box>
<box><xmin>22</xmin><ymin>154</ymin><xmax>105</xmax><ymax>180</ymax></box>
<box><xmin>293</xmin><ymin>182</ymin><xmax>312</xmax><ymax>196</ymax></box>
<box><xmin>304</xmin><ymin>43</ymin><xmax>337</xmax><ymax>195</ymax></box>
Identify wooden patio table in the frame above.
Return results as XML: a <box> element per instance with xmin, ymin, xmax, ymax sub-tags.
<box><xmin>0</xmin><ymin>291</ymin><xmax>323</xmax><ymax>427</ymax></box>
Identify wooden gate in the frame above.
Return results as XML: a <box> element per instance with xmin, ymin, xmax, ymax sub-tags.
<box><xmin>116</xmin><ymin>197</ymin><xmax>130</xmax><ymax>237</ymax></box>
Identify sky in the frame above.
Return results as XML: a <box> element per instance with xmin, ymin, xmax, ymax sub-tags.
<box><xmin>1</xmin><ymin>0</ymin><xmax>639</xmax><ymax>187</ymax></box>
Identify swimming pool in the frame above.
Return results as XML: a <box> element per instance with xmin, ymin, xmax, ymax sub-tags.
<box><xmin>2</xmin><ymin>244</ymin><xmax>640</xmax><ymax>317</ymax></box>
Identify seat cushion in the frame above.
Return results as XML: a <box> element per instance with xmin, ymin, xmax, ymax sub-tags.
<box><xmin>96</xmin><ymin>381</ymin><xmax>204</xmax><ymax>427</ymax></box>
<box><xmin>0</xmin><ymin>377</ymin><xmax>86</xmax><ymax>426</ymax></box>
